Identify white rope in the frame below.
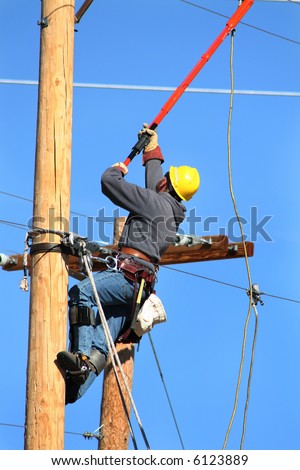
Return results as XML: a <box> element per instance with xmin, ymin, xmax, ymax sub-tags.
<box><xmin>81</xmin><ymin>249</ymin><xmax>151</xmax><ymax>450</ymax></box>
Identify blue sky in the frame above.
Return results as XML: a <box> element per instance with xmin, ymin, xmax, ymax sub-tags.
<box><xmin>1</xmin><ymin>0</ymin><xmax>300</xmax><ymax>451</ymax></box>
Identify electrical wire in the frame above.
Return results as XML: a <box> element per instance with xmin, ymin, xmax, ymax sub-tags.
<box><xmin>222</xmin><ymin>30</ymin><xmax>258</xmax><ymax>451</ymax></box>
<box><xmin>0</xmin><ymin>422</ymin><xmax>98</xmax><ymax>439</ymax></box>
<box><xmin>0</xmin><ymin>219</ymin><xmax>28</xmax><ymax>230</ymax></box>
<box><xmin>0</xmin><ymin>190</ymin><xmax>112</xmax><ymax>223</ymax></box>
<box><xmin>0</xmin><ymin>190</ymin><xmax>32</xmax><ymax>202</ymax></box>
<box><xmin>180</xmin><ymin>0</ymin><xmax>300</xmax><ymax>45</ymax></box>
<box><xmin>148</xmin><ymin>332</ymin><xmax>185</xmax><ymax>450</ymax></box>
<box><xmin>239</xmin><ymin>303</ymin><xmax>259</xmax><ymax>448</ymax></box>
<box><xmin>1</xmin><ymin>79</ymin><xmax>300</xmax><ymax>97</ymax></box>
<box><xmin>162</xmin><ymin>265</ymin><xmax>300</xmax><ymax>304</ymax></box>
<box><xmin>162</xmin><ymin>265</ymin><xmax>246</xmax><ymax>291</ymax></box>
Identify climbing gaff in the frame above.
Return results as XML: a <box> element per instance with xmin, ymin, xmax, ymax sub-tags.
<box><xmin>123</xmin><ymin>0</ymin><xmax>254</xmax><ymax>167</ymax></box>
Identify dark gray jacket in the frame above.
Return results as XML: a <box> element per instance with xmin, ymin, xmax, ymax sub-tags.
<box><xmin>101</xmin><ymin>154</ymin><xmax>186</xmax><ymax>263</ymax></box>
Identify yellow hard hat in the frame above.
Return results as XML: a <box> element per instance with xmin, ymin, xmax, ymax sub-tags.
<box><xmin>169</xmin><ymin>165</ymin><xmax>200</xmax><ymax>201</ymax></box>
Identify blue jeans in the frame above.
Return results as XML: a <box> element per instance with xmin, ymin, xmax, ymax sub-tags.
<box><xmin>68</xmin><ymin>269</ymin><xmax>143</xmax><ymax>400</ymax></box>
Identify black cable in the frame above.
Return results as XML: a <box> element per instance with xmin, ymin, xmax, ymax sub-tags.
<box><xmin>161</xmin><ymin>265</ymin><xmax>300</xmax><ymax>305</ymax></box>
<box><xmin>0</xmin><ymin>219</ymin><xmax>28</xmax><ymax>230</ymax></box>
<box><xmin>148</xmin><ymin>332</ymin><xmax>185</xmax><ymax>450</ymax></box>
<box><xmin>162</xmin><ymin>265</ymin><xmax>247</xmax><ymax>290</ymax></box>
<box><xmin>0</xmin><ymin>422</ymin><xmax>90</xmax><ymax>438</ymax></box>
<box><xmin>180</xmin><ymin>0</ymin><xmax>300</xmax><ymax>45</ymax></box>
<box><xmin>0</xmin><ymin>190</ymin><xmax>112</xmax><ymax>223</ymax></box>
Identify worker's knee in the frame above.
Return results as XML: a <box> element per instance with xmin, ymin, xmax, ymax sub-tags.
<box><xmin>68</xmin><ymin>276</ymin><xmax>99</xmax><ymax>307</ymax></box>
<box><xmin>68</xmin><ymin>284</ymin><xmax>81</xmax><ymax>305</ymax></box>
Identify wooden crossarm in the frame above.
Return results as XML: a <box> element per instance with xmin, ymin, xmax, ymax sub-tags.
<box><xmin>1</xmin><ymin>235</ymin><xmax>254</xmax><ymax>275</ymax></box>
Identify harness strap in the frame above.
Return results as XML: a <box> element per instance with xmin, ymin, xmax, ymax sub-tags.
<box><xmin>30</xmin><ymin>242</ymin><xmax>75</xmax><ymax>256</ymax></box>
<box><xmin>69</xmin><ymin>306</ymin><xmax>96</xmax><ymax>327</ymax></box>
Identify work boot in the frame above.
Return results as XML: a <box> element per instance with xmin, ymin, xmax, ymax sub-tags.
<box><xmin>89</xmin><ymin>348</ymin><xmax>107</xmax><ymax>376</ymax></box>
<box><xmin>57</xmin><ymin>350</ymin><xmax>106</xmax><ymax>385</ymax></box>
<box><xmin>56</xmin><ymin>351</ymin><xmax>95</xmax><ymax>385</ymax></box>
<box><xmin>65</xmin><ymin>374</ymin><xmax>80</xmax><ymax>405</ymax></box>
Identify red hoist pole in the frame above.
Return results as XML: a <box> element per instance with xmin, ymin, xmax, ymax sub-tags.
<box><xmin>124</xmin><ymin>0</ymin><xmax>254</xmax><ymax>166</ymax></box>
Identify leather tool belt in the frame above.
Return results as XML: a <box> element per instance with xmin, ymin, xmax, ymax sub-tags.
<box><xmin>114</xmin><ymin>254</ymin><xmax>158</xmax><ymax>344</ymax></box>
<box><xmin>119</xmin><ymin>246</ymin><xmax>155</xmax><ymax>263</ymax></box>
<box><xmin>116</xmin><ymin>255</ymin><xmax>157</xmax><ymax>289</ymax></box>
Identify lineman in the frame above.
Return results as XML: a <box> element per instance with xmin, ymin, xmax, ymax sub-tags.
<box><xmin>56</xmin><ymin>125</ymin><xmax>200</xmax><ymax>404</ymax></box>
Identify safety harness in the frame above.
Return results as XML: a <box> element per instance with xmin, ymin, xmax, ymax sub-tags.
<box><xmin>22</xmin><ymin>230</ymin><xmax>164</xmax><ymax>343</ymax></box>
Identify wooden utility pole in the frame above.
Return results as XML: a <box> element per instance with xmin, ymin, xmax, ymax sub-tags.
<box><xmin>99</xmin><ymin>217</ymin><xmax>135</xmax><ymax>450</ymax></box>
<box><xmin>24</xmin><ymin>0</ymin><xmax>75</xmax><ymax>449</ymax></box>
<box><xmin>99</xmin><ymin>342</ymin><xmax>135</xmax><ymax>449</ymax></box>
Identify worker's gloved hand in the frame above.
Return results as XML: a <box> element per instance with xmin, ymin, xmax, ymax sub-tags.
<box><xmin>139</xmin><ymin>123</ymin><xmax>164</xmax><ymax>166</ymax></box>
<box><xmin>111</xmin><ymin>162</ymin><xmax>128</xmax><ymax>175</ymax></box>
<box><xmin>138</xmin><ymin>123</ymin><xmax>158</xmax><ymax>153</ymax></box>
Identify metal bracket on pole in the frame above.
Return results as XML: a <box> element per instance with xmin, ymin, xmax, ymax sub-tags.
<box><xmin>37</xmin><ymin>17</ymin><xmax>49</xmax><ymax>29</ymax></box>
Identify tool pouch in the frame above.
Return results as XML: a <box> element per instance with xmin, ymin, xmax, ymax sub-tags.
<box><xmin>118</xmin><ymin>258</ymin><xmax>156</xmax><ymax>285</ymax></box>
<box><xmin>131</xmin><ymin>293</ymin><xmax>167</xmax><ymax>337</ymax></box>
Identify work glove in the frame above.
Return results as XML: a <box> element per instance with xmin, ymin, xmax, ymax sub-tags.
<box><xmin>111</xmin><ymin>162</ymin><xmax>128</xmax><ymax>175</ymax></box>
<box><xmin>139</xmin><ymin>123</ymin><xmax>164</xmax><ymax>166</ymax></box>
<box><xmin>138</xmin><ymin>123</ymin><xmax>158</xmax><ymax>153</ymax></box>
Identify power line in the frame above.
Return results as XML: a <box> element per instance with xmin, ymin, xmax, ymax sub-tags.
<box><xmin>0</xmin><ymin>422</ymin><xmax>95</xmax><ymax>439</ymax></box>
<box><xmin>0</xmin><ymin>190</ymin><xmax>112</xmax><ymax>222</ymax></box>
<box><xmin>162</xmin><ymin>265</ymin><xmax>300</xmax><ymax>304</ymax></box>
<box><xmin>0</xmin><ymin>219</ymin><xmax>28</xmax><ymax>230</ymax></box>
<box><xmin>0</xmin><ymin>190</ymin><xmax>32</xmax><ymax>203</ymax></box>
<box><xmin>180</xmin><ymin>0</ymin><xmax>300</xmax><ymax>45</ymax></box>
<box><xmin>1</xmin><ymin>79</ymin><xmax>300</xmax><ymax>97</ymax></box>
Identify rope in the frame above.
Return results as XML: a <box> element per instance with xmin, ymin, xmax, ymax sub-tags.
<box><xmin>222</xmin><ymin>31</ymin><xmax>258</xmax><ymax>450</ymax></box>
<box><xmin>148</xmin><ymin>332</ymin><xmax>185</xmax><ymax>449</ymax></box>
<box><xmin>239</xmin><ymin>303</ymin><xmax>259</xmax><ymax>449</ymax></box>
<box><xmin>80</xmin><ymin>245</ymin><xmax>151</xmax><ymax>450</ymax></box>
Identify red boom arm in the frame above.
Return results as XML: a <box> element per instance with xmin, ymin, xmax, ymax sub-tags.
<box><xmin>124</xmin><ymin>0</ymin><xmax>254</xmax><ymax>166</ymax></box>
